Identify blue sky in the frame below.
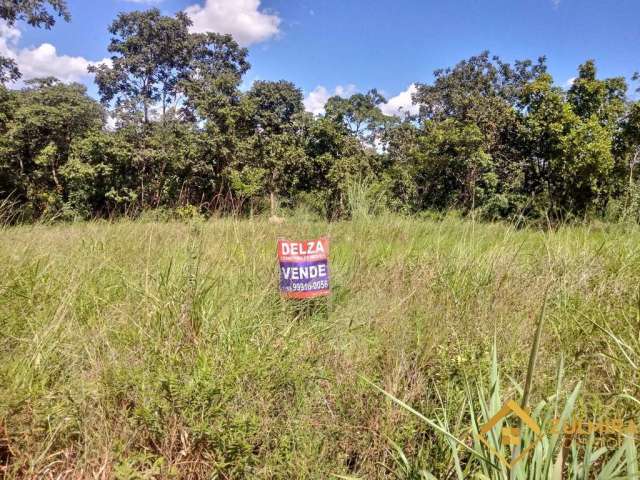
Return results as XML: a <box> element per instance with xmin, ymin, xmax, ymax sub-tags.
<box><xmin>1</xmin><ymin>0</ymin><xmax>638</xmax><ymax>115</ymax></box>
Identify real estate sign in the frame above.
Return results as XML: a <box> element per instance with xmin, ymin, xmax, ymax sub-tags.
<box><xmin>277</xmin><ymin>237</ymin><xmax>330</xmax><ymax>299</ymax></box>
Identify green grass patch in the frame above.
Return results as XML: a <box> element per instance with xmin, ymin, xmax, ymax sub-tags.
<box><xmin>0</xmin><ymin>215</ymin><xmax>638</xmax><ymax>477</ymax></box>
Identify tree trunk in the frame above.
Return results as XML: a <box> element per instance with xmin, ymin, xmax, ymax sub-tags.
<box><xmin>51</xmin><ymin>164</ymin><xmax>60</xmax><ymax>190</ymax></box>
<box><xmin>143</xmin><ymin>77</ymin><xmax>150</xmax><ymax>124</ymax></box>
<box><xmin>270</xmin><ymin>191</ymin><xmax>276</xmax><ymax>216</ymax></box>
<box><xmin>51</xmin><ymin>155</ymin><xmax>60</xmax><ymax>191</ymax></box>
<box><xmin>630</xmin><ymin>148</ymin><xmax>640</xmax><ymax>188</ymax></box>
<box><xmin>162</xmin><ymin>91</ymin><xmax>167</xmax><ymax>125</ymax></box>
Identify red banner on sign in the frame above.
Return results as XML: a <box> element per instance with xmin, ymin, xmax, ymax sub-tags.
<box><xmin>277</xmin><ymin>237</ymin><xmax>330</xmax><ymax>299</ymax></box>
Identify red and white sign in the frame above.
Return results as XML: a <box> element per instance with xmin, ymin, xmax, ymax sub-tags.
<box><xmin>277</xmin><ymin>237</ymin><xmax>330</xmax><ymax>299</ymax></box>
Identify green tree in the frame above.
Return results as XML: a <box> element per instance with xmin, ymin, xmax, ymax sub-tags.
<box><xmin>325</xmin><ymin>89</ymin><xmax>390</xmax><ymax>146</ymax></box>
<box><xmin>0</xmin><ymin>85</ymin><xmax>17</xmax><ymax>199</ymax></box>
<box><xmin>621</xmin><ymin>101</ymin><xmax>640</xmax><ymax>186</ymax></box>
<box><xmin>567</xmin><ymin>60</ymin><xmax>627</xmax><ymax>127</ymax></box>
<box><xmin>407</xmin><ymin>53</ymin><xmax>547</xmax><ymax>214</ymax></box>
<box><xmin>89</xmin><ymin>9</ymin><xmax>193</xmax><ymax>124</ymax></box>
<box><xmin>87</xmin><ymin>9</ymin><xmax>255</xmax><ymax>215</ymax></box>
<box><xmin>180</xmin><ymin>32</ymin><xmax>249</xmax><ymax>123</ymax></box>
<box><xmin>0</xmin><ymin>0</ymin><xmax>69</xmax><ymax>28</ymax></box>
<box><xmin>234</xmin><ymin>80</ymin><xmax>306</xmax><ymax>214</ymax></box>
<box><xmin>0</xmin><ymin>78</ymin><xmax>103</xmax><ymax>216</ymax></box>
<box><xmin>403</xmin><ymin>119</ymin><xmax>496</xmax><ymax>212</ymax></box>
<box><xmin>0</xmin><ymin>57</ymin><xmax>20</xmax><ymax>84</ymax></box>
<box><xmin>414</xmin><ymin>51</ymin><xmax>547</xmax><ymax>125</ymax></box>
<box><xmin>518</xmin><ymin>73</ymin><xmax>571</xmax><ymax>211</ymax></box>
<box><xmin>179</xmin><ymin>32</ymin><xmax>251</xmax><ymax>194</ymax></box>
<box><xmin>245</xmin><ymin>80</ymin><xmax>304</xmax><ymax>134</ymax></box>
<box><xmin>62</xmin><ymin>129</ymin><xmax>135</xmax><ymax>217</ymax></box>
<box><xmin>63</xmin><ymin>122</ymin><xmax>209</xmax><ymax>216</ymax></box>
<box><xmin>558</xmin><ymin>116</ymin><xmax>614</xmax><ymax>213</ymax></box>
<box><xmin>520</xmin><ymin>73</ymin><xmax>614</xmax><ymax>215</ymax></box>
<box><xmin>381</xmin><ymin>119</ymin><xmax>422</xmax><ymax>211</ymax></box>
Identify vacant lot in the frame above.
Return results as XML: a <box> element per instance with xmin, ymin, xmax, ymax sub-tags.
<box><xmin>1</xmin><ymin>216</ymin><xmax>638</xmax><ymax>478</ymax></box>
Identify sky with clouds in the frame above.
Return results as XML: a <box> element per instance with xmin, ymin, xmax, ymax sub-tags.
<box><xmin>1</xmin><ymin>0</ymin><xmax>639</xmax><ymax>116</ymax></box>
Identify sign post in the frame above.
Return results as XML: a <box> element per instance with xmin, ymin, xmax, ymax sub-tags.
<box><xmin>277</xmin><ymin>237</ymin><xmax>330</xmax><ymax>299</ymax></box>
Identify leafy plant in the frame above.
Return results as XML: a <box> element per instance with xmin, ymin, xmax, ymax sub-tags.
<box><xmin>367</xmin><ymin>346</ymin><xmax>638</xmax><ymax>479</ymax></box>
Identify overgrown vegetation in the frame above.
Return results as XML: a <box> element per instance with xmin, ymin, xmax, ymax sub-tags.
<box><xmin>1</xmin><ymin>5</ymin><xmax>640</xmax><ymax>222</ymax></box>
<box><xmin>368</xmin><ymin>345</ymin><xmax>638</xmax><ymax>479</ymax></box>
<box><xmin>1</xmin><ymin>214</ymin><xmax>639</xmax><ymax>477</ymax></box>
<box><xmin>1</xmin><ymin>2</ymin><xmax>639</xmax><ymax>477</ymax></box>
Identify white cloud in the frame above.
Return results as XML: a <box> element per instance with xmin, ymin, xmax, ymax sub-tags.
<box><xmin>304</xmin><ymin>84</ymin><xmax>420</xmax><ymax>118</ymax></box>
<box><xmin>0</xmin><ymin>21</ymin><xmax>21</xmax><ymax>57</ymax></box>
<box><xmin>565</xmin><ymin>77</ymin><xmax>576</xmax><ymax>87</ymax></box>
<box><xmin>0</xmin><ymin>20</ymin><xmax>109</xmax><ymax>84</ymax></box>
<box><xmin>14</xmin><ymin>44</ymin><xmax>109</xmax><ymax>83</ymax></box>
<box><xmin>185</xmin><ymin>0</ymin><xmax>280</xmax><ymax>46</ymax></box>
<box><xmin>0</xmin><ymin>22</ymin><xmax>110</xmax><ymax>82</ymax></box>
<box><xmin>380</xmin><ymin>84</ymin><xmax>419</xmax><ymax>118</ymax></box>
<box><xmin>303</xmin><ymin>84</ymin><xmax>356</xmax><ymax>115</ymax></box>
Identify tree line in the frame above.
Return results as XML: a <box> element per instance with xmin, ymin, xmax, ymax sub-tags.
<box><xmin>1</xmin><ymin>2</ymin><xmax>640</xmax><ymax>222</ymax></box>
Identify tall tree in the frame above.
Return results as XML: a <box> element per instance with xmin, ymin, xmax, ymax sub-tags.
<box><xmin>180</xmin><ymin>32</ymin><xmax>249</xmax><ymax>123</ymax></box>
<box><xmin>246</xmin><ymin>80</ymin><xmax>304</xmax><ymax>134</ymax></box>
<box><xmin>410</xmin><ymin>52</ymin><xmax>547</xmax><ymax>214</ymax></box>
<box><xmin>414</xmin><ymin>52</ymin><xmax>547</xmax><ymax>124</ymax></box>
<box><xmin>567</xmin><ymin>60</ymin><xmax>627</xmax><ymax>127</ymax></box>
<box><xmin>621</xmin><ymin>101</ymin><xmax>640</xmax><ymax>186</ymax></box>
<box><xmin>179</xmin><ymin>32</ymin><xmax>250</xmax><ymax>188</ymax></box>
<box><xmin>0</xmin><ymin>78</ymin><xmax>103</xmax><ymax>216</ymax></box>
<box><xmin>325</xmin><ymin>89</ymin><xmax>389</xmax><ymax>145</ymax></box>
<box><xmin>520</xmin><ymin>72</ymin><xmax>614</xmax><ymax>215</ymax></box>
<box><xmin>89</xmin><ymin>9</ymin><xmax>193</xmax><ymax>124</ymax></box>
<box><xmin>0</xmin><ymin>57</ymin><xmax>20</xmax><ymax>84</ymax></box>
<box><xmin>234</xmin><ymin>80</ymin><xmax>306</xmax><ymax>214</ymax></box>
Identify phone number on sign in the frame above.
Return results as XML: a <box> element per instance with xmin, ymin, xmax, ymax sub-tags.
<box><xmin>287</xmin><ymin>280</ymin><xmax>329</xmax><ymax>292</ymax></box>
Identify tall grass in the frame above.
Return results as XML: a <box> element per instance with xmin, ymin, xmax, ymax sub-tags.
<box><xmin>368</xmin><ymin>345</ymin><xmax>638</xmax><ymax>479</ymax></box>
<box><xmin>0</xmin><ymin>196</ymin><xmax>20</xmax><ymax>227</ymax></box>
<box><xmin>1</xmin><ymin>216</ymin><xmax>639</xmax><ymax>477</ymax></box>
<box><xmin>346</xmin><ymin>178</ymin><xmax>388</xmax><ymax>221</ymax></box>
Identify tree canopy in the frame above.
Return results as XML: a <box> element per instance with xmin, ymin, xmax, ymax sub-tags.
<box><xmin>1</xmin><ymin>8</ymin><xmax>640</xmax><ymax>223</ymax></box>
<box><xmin>0</xmin><ymin>0</ymin><xmax>69</xmax><ymax>28</ymax></box>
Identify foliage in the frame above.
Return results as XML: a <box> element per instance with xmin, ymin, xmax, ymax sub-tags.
<box><xmin>325</xmin><ymin>88</ymin><xmax>391</xmax><ymax>146</ymax></box>
<box><xmin>0</xmin><ymin>0</ymin><xmax>69</xmax><ymax>29</ymax></box>
<box><xmin>0</xmin><ymin>57</ymin><xmax>20</xmax><ymax>84</ymax></box>
<box><xmin>369</xmin><ymin>346</ymin><xmax>638</xmax><ymax>479</ymax></box>
<box><xmin>1</xmin><ymin>9</ymin><xmax>640</xmax><ymax>223</ymax></box>
<box><xmin>89</xmin><ymin>9</ymin><xmax>194</xmax><ymax>124</ymax></box>
<box><xmin>0</xmin><ymin>78</ymin><xmax>103</xmax><ymax>218</ymax></box>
